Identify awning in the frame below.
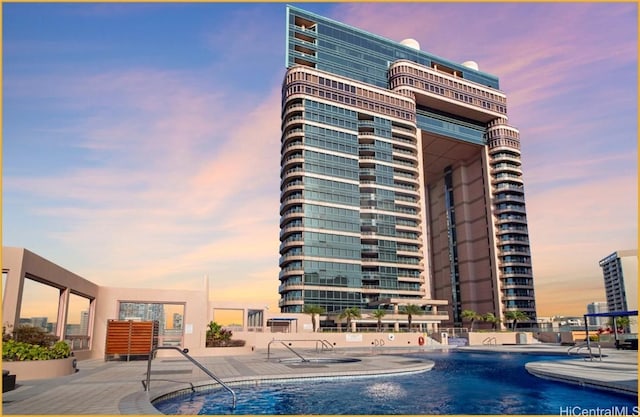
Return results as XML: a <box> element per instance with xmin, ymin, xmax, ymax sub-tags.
<box><xmin>266</xmin><ymin>317</ymin><xmax>299</xmax><ymax>332</ymax></box>
<box><xmin>583</xmin><ymin>310</ymin><xmax>637</xmax><ymax>318</ymax></box>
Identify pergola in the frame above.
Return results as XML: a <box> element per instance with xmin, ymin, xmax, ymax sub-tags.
<box><xmin>266</xmin><ymin>317</ymin><xmax>298</xmax><ymax>333</ymax></box>
<box><xmin>583</xmin><ymin>310</ymin><xmax>637</xmax><ymax>350</ymax></box>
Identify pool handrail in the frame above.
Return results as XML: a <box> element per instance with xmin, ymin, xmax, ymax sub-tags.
<box><xmin>267</xmin><ymin>339</ymin><xmax>334</xmax><ymax>361</ymax></box>
<box><xmin>482</xmin><ymin>336</ymin><xmax>497</xmax><ymax>345</ymax></box>
<box><xmin>143</xmin><ymin>346</ymin><xmax>237</xmax><ymax>409</ymax></box>
<box><xmin>567</xmin><ymin>342</ymin><xmax>602</xmax><ymax>362</ymax></box>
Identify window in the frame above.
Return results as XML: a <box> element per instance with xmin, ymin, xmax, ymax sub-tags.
<box><xmin>19</xmin><ymin>277</ymin><xmax>61</xmax><ymax>334</ymax></box>
<box><xmin>65</xmin><ymin>293</ymin><xmax>92</xmax><ymax>350</ymax></box>
<box><xmin>118</xmin><ymin>302</ymin><xmax>185</xmax><ymax>347</ymax></box>
<box><xmin>213</xmin><ymin>308</ymin><xmax>244</xmax><ymax>329</ymax></box>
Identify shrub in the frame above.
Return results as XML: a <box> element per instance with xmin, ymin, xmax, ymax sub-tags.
<box><xmin>2</xmin><ymin>339</ymin><xmax>71</xmax><ymax>361</ymax></box>
<box><xmin>206</xmin><ymin>321</ymin><xmax>233</xmax><ymax>342</ymax></box>
<box><xmin>11</xmin><ymin>325</ymin><xmax>59</xmax><ymax>347</ymax></box>
<box><xmin>50</xmin><ymin>341</ymin><xmax>72</xmax><ymax>358</ymax></box>
<box><xmin>2</xmin><ymin>324</ymin><xmax>71</xmax><ymax>361</ymax></box>
<box><xmin>206</xmin><ymin>321</ymin><xmax>242</xmax><ymax>347</ymax></box>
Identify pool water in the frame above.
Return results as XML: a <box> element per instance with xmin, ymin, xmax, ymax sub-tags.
<box><xmin>153</xmin><ymin>351</ymin><xmax>638</xmax><ymax>415</ymax></box>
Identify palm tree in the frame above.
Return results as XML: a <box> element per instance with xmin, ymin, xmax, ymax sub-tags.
<box><xmin>504</xmin><ymin>310</ymin><xmax>528</xmax><ymax>331</ymax></box>
<box><xmin>400</xmin><ymin>304</ymin><xmax>423</xmax><ymax>332</ymax></box>
<box><xmin>339</xmin><ymin>307</ymin><xmax>361</xmax><ymax>332</ymax></box>
<box><xmin>371</xmin><ymin>309</ymin><xmax>387</xmax><ymax>332</ymax></box>
<box><xmin>303</xmin><ymin>304</ymin><xmax>325</xmax><ymax>332</ymax></box>
<box><xmin>461</xmin><ymin>310</ymin><xmax>481</xmax><ymax>332</ymax></box>
<box><xmin>483</xmin><ymin>312</ymin><xmax>500</xmax><ymax>330</ymax></box>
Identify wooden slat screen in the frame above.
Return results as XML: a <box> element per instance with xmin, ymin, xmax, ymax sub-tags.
<box><xmin>105</xmin><ymin>320</ymin><xmax>159</xmax><ymax>361</ymax></box>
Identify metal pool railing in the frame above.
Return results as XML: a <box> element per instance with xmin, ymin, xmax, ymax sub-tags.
<box><xmin>482</xmin><ymin>336</ymin><xmax>497</xmax><ymax>345</ymax></box>
<box><xmin>267</xmin><ymin>339</ymin><xmax>334</xmax><ymax>361</ymax></box>
<box><xmin>567</xmin><ymin>342</ymin><xmax>602</xmax><ymax>362</ymax></box>
<box><xmin>142</xmin><ymin>346</ymin><xmax>236</xmax><ymax>409</ymax></box>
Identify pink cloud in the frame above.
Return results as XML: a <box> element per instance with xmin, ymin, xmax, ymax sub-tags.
<box><xmin>333</xmin><ymin>3</ymin><xmax>636</xmax><ymax>125</ymax></box>
<box><xmin>535</xmin><ymin>280</ymin><xmax>605</xmax><ymax>317</ymax></box>
<box><xmin>525</xmin><ymin>174</ymin><xmax>636</xmax><ymax>315</ymax></box>
<box><xmin>523</xmin><ymin>152</ymin><xmax>636</xmax><ymax>187</ymax></box>
<box><xmin>527</xmin><ymin>175</ymin><xmax>637</xmax><ymax>252</ymax></box>
<box><xmin>6</xmin><ymin>66</ymin><xmax>283</xmax><ymax>293</ymax></box>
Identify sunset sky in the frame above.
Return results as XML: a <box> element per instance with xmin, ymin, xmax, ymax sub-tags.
<box><xmin>3</xmin><ymin>3</ymin><xmax>637</xmax><ymax>318</ymax></box>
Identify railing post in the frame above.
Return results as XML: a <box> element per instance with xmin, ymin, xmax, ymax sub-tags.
<box><xmin>145</xmin><ymin>349</ymin><xmax>154</xmax><ymax>391</ymax></box>
<box><xmin>598</xmin><ymin>344</ymin><xmax>602</xmax><ymax>361</ymax></box>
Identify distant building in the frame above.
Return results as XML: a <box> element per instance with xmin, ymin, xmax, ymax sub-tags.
<box><xmin>173</xmin><ymin>313</ymin><xmax>183</xmax><ymax>330</ymax></box>
<box><xmin>30</xmin><ymin>316</ymin><xmax>48</xmax><ymax>329</ymax></box>
<box><xmin>540</xmin><ymin>315</ymin><xmax>589</xmax><ymax>332</ymax></box>
<box><xmin>536</xmin><ymin>316</ymin><xmax>553</xmax><ymax>330</ymax></box>
<box><xmin>65</xmin><ymin>323</ymin><xmax>81</xmax><ymax>335</ymax></box>
<box><xmin>586</xmin><ymin>301</ymin><xmax>608</xmax><ymax>327</ymax></box>
<box><xmin>599</xmin><ymin>250</ymin><xmax>638</xmax><ymax>312</ymax></box>
<box><xmin>562</xmin><ymin>318</ymin><xmax>582</xmax><ymax>327</ymax></box>
<box><xmin>119</xmin><ymin>302</ymin><xmax>166</xmax><ymax>333</ymax></box>
<box><xmin>550</xmin><ymin>316</ymin><xmax>583</xmax><ymax>329</ymax></box>
<box><xmin>79</xmin><ymin>310</ymin><xmax>90</xmax><ymax>335</ymax></box>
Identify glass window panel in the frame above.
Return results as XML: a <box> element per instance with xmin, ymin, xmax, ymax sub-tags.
<box><xmin>19</xmin><ymin>277</ymin><xmax>60</xmax><ymax>334</ymax></box>
<box><xmin>66</xmin><ymin>293</ymin><xmax>91</xmax><ymax>336</ymax></box>
<box><xmin>212</xmin><ymin>308</ymin><xmax>244</xmax><ymax>329</ymax></box>
<box><xmin>65</xmin><ymin>293</ymin><xmax>92</xmax><ymax>350</ymax></box>
<box><xmin>118</xmin><ymin>302</ymin><xmax>185</xmax><ymax>347</ymax></box>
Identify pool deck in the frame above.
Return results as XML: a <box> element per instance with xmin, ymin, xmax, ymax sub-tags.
<box><xmin>2</xmin><ymin>344</ymin><xmax>637</xmax><ymax>415</ymax></box>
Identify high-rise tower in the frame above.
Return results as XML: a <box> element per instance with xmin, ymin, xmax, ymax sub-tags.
<box><xmin>279</xmin><ymin>6</ymin><xmax>537</xmax><ymax>328</ymax></box>
<box><xmin>599</xmin><ymin>250</ymin><xmax>638</xmax><ymax>313</ymax></box>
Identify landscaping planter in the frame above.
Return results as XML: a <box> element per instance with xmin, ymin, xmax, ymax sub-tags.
<box><xmin>206</xmin><ymin>339</ymin><xmax>246</xmax><ymax>347</ymax></box>
<box><xmin>3</xmin><ymin>357</ymin><xmax>75</xmax><ymax>381</ymax></box>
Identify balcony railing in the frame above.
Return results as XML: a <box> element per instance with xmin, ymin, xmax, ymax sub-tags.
<box><xmin>64</xmin><ymin>335</ymin><xmax>90</xmax><ymax>350</ymax></box>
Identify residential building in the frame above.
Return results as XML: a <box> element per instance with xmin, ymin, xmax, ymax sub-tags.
<box><xmin>278</xmin><ymin>6</ymin><xmax>537</xmax><ymax>328</ymax></box>
<box><xmin>599</xmin><ymin>250</ymin><xmax>638</xmax><ymax>313</ymax></box>
<box><xmin>586</xmin><ymin>301</ymin><xmax>609</xmax><ymax>327</ymax></box>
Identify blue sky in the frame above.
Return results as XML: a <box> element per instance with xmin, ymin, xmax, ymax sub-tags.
<box><xmin>3</xmin><ymin>2</ymin><xmax>637</xmax><ymax>317</ymax></box>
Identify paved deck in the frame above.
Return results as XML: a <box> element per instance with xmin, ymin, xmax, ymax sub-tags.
<box><xmin>2</xmin><ymin>345</ymin><xmax>637</xmax><ymax>415</ymax></box>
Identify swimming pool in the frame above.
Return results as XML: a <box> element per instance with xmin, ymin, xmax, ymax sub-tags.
<box><xmin>153</xmin><ymin>351</ymin><xmax>638</xmax><ymax>415</ymax></box>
